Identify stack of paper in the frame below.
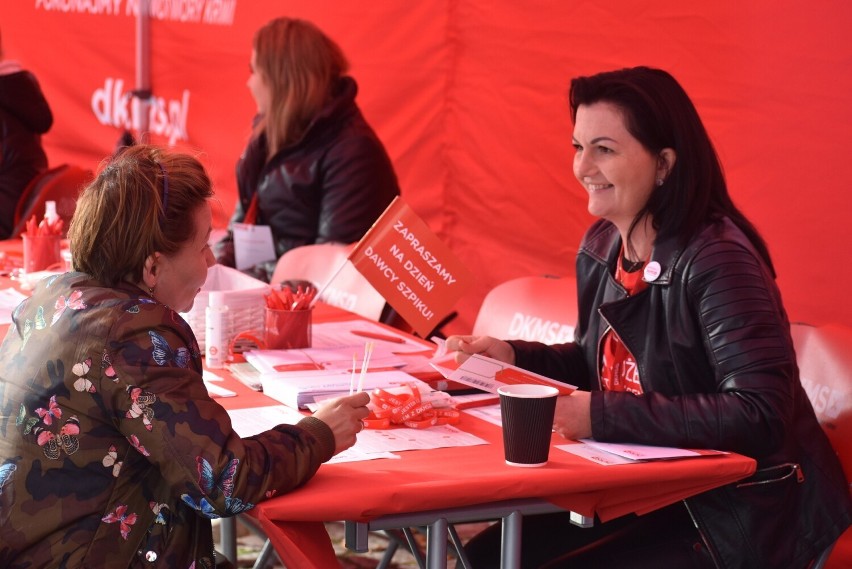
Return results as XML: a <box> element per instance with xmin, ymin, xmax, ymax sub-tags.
<box><xmin>261</xmin><ymin>369</ymin><xmax>434</xmax><ymax>409</ymax></box>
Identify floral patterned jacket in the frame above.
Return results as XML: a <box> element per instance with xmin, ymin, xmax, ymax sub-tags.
<box><xmin>0</xmin><ymin>272</ymin><xmax>336</xmax><ymax>568</ymax></box>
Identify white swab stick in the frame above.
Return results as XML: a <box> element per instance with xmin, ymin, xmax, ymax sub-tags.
<box><xmin>356</xmin><ymin>341</ymin><xmax>374</xmax><ymax>393</ymax></box>
<box><xmin>349</xmin><ymin>353</ymin><xmax>357</xmax><ymax>395</ymax></box>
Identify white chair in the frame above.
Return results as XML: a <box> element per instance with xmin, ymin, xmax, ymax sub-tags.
<box><xmin>472</xmin><ymin>275</ymin><xmax>577</xmax><ymax>344</ymax></box>
<box><xmin>269</xmin><ymin>243</ymin><xmax>387</xmax><ymax>322</ymax></box>
<box><xmin>791</xmin><ymin>322</ymin><xmax>852</xmax><ymax>569</ymax></box>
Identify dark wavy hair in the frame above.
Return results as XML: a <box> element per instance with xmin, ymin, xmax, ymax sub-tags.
<box><xmin>569</xmin><ymin>66</ymin><xmax>774</xmax><ymax>275</ymax></box>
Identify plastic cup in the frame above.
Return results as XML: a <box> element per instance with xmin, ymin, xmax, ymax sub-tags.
<box><xmin>22</xmin><ymin>234</ymin><xmax>62</xmax><ymax>273</ymax></box>
<box><xmin>264</xmin><ymin>307</ymin><xmax>313</xmax><ymax>349</ymax></box>
<box><xmin>498</xmin><ymin>384</ymin><xmax>559</xmax><ymax>467</ymax></box>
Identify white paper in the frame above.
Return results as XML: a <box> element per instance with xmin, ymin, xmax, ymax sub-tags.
<box><xmin>261</xmin><ymin>369</ymin><xmax>433</xmax><ymax>409</ymax></box>
<box><xmin>244</xmin><ymin>347</ymin><xmax>406</xmax><ymax>375</ymax></box>
<box><xmin>353</xmin><ymin>424</ymin><xmax>487</xmax><ymax>453</ymax></box>
<box><xmin>225</xmin><ymin>404</ymin><xmax>487</xmax><ymax>464</ymax></box>
<box><xmin>227</xmin><ymin>405</ymin><xmax>306</xmax><ymax>437</ymax></box>
<box><xmin>557</xmin><ymin>443</ymin><xmax>636</xmax><ymax>466</ymax></box>
<box><xmin>233</xmin><ymin>222</ymin><xmax>276</xmax><ymax>270</ymax></box>
<box><xmin>203</xmin><ymin>381</ymin><xmax>237</xmax><ymax>399</ymax></box>
<box><xmin>576</xmin><ymin>439</ymin><xmax>701</xmax><ymax>461</ymax></box>
<box><xmin>431</xmin><ymin>352</ymin><xmax>576</xmax><ymax>395</ymax></box>
<box><xmin>311</xmin><ymin>320</ymin><xmax>427</xmax><ymax>352</ymax></box>
<box><xmin>460</xmin><ymin>402</ymin><xmax>503</xmax><ymax>427</ymax></box>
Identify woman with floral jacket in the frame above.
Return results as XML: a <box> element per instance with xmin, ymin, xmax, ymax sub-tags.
<box><xmin>0</xmin><ymin>145</ymin><xmax>370</xmax><ymax>568</ymax></box>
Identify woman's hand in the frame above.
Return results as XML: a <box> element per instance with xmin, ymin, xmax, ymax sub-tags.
<box><xmin>553</xmin><ymin>390</ymin><xmax>592</xmax><ymax>440</ymax></box>
<box><xmin>444</xmin><ymin>335</ymin><xmax>515</xmax><ymax>365</ymax></box>
<box><xmin>312</xmin><ymin>392</ymin><xmax>371</xmax><ymax>455</ymax></box>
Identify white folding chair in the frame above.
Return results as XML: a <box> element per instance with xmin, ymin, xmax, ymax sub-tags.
<box><xmin>473</xmin><ymin>275</ymin><xmax>578</xmax><ymax>344</ymax></box>
<box><xmin>791</xmin><ymin>322</ymin><xmax>852</xmax><ymax>568</ymax></box>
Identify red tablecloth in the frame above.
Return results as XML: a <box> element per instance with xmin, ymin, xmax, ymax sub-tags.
<box><xmin>0</xmin><ymin>244</ymin><xmax>757</xmax><ymax>568</ymax></box>
<box><xmin>214</xmin><ymin>322</ymin><xmax>755</xmax><ymax>567</ymax></box>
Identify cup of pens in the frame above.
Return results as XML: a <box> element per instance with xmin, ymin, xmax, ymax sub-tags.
<box><xmin>22</xmin><ymin>212</ymin><xmax>64</xmax><ymax>273</ymax></box>
<box><xmin>264</xmin><ymin>285</ymin><xmax>316</xmax><ymax>349</ymax></box>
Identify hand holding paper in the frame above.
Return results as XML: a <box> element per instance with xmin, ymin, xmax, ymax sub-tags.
<box><xmin>431</xmin><ymin>352</ymin><xmax>576</xmax><ymax>396</ymax></box>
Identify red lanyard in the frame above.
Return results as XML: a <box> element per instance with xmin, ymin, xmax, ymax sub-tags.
<box><xmin>363</xmin><ymin>383</ymin><xmax>461</xmax><ymax>429</ymax></box>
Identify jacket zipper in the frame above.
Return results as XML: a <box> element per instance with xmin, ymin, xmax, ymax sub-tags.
<box><xmin>683</xmin><ymin>499</ymin><xmax>723</xmax><ymax>569</ymax></box>
<box><xmin>595</xmin><ymin>321</ymin><xmax>608</xmax><ymax>391</ymax></box>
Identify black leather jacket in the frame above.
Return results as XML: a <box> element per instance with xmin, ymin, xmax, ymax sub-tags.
<box><xmin>215</xmin><ymin>76</ymin><xmax>399</xmax><ymax>279</ymax></box>
<box><xmin>512</xmin><ymin>218</ymin><xmax>851</xmax><ymax>569</ymax></box>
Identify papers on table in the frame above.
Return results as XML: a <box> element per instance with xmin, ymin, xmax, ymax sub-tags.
<box><xmin>262</xmin><ymin>369</ymin><xmax>435</xmax><ymax>409</ymax></box>
<box><xmin>245</xmin><ymin>347</ymin><xmax>406</xmax><ymax>375</ymax></box>
<box><xmin>243</xmin><ymin>319</ymin><xmax>434</xmax><ymax>375</ymax></box>
<box><xmin>240</xmin><ymin>319</ymin><xmax>442</xmax><ymax>407</ymax></box>
<box><xmin>431</xmin><ymin>352</ymin><xmax>576</xmax><ymax>395</ymax></box>
<box><xmin>226</xmin><ymin>404</ymin><xmax>487</xmax><ymax>464</ymax></box>
<box><xmin>558</xmin><ymin>439</ymin><xmax>721</xmax><ymax>466</ymax></box>
<box><xmin>312</xmin><ymin>319</ymin><xmax>428</xmax><ymax>352</ymax></box>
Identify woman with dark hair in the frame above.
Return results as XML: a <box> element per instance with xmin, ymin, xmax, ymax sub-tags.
<box><xmin>0</xmin><ymin>145</ymin><xmax>370</xmax><ymax>567</ymax></box>
<box><xmin>448</xmin><ymin>67</ymin><xmax>851</xmax><ymax>568</ymax></box>
<box><xmin>214</xmin><ymin>17</ymin><xmax>400</xmax><ymax>280</ymax></box>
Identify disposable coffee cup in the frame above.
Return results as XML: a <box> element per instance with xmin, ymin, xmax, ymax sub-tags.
<box><xmin>498</xmin><ymin>384</ymin><xmax>559</xmax><ymax>467</ymax></box>
<box><xmin>264</xmin><ymin>307</ymin><xmax>312</xmax><ymax>349</ymax></box>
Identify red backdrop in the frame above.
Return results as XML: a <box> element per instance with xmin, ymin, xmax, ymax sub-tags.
<box><xmin>2</xmin><ymin>1</ymin><xmax>850</xmax><ymax>335</ymax></box>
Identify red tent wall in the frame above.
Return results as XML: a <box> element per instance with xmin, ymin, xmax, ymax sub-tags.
<box><xmin>2</xmin><ymin>1</ymin><xmax>850</xmax><ymax>337</ymax></box>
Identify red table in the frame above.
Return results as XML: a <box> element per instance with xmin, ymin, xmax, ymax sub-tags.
<box><xmin>0</xmin><ymin>246</ymin><xmax>757</xmax><ymax>569</ymax></box>
<box><xmin>212</xmin><ymin>309</ymin><xmax>756</xmax><ymax>568</ymax></box>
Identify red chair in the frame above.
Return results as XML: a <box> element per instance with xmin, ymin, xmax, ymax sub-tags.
<box><xmin>472</xmin><ymin>275</ymin><xmax>578</xmax><ymax>344</ymax></box>
<box><xmin>791</xmin><ymin>322</ymin><xmax>852</xmax><ymax>569</ymax></box>
<box><xmin>12</xmin><ymin>164</ymin><xmax>93</xmax><ymax>238</ymax></box>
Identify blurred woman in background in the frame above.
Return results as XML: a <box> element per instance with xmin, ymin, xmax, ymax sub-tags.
<box><xmin>214</xmin><ymin>17</ymin><xmax>400</xmax><ymax>280</ymax></box>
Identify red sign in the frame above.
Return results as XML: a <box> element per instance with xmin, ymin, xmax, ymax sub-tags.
<box><xmin>349</xmin><ymin>197</ymin><xmax>473</xmax><ymax>337</ymax></box>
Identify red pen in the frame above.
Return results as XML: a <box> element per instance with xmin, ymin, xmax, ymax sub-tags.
<box><xmin>350</xmin><ymin>329</ymin><xmax>406</xmax><ymax>344</ymax></box>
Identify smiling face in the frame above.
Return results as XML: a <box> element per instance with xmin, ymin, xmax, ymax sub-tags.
<box><xmin>572</xmin><ymin>102</ymin><xmax>670</xmax><ymax>234</ymax></box>
<box><xmin>247</xmin><ymin>49</ymin><xmax>272</xmax><ymax>115</ymax></box>
<box><xmin>150</xmin><ymin>202</ymin><xmax>215</xmax><ymax>313</ymax></box>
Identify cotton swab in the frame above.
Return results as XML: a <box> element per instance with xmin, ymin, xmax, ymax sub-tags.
<box><xmin>349</xmin><ymin>353</ymin><xmax>357</xmax><ymax>395</ymax></box>
<box><xmin>356</xmin><ymin>341</ymin><xmax>374</xmax><ymax>393</ymax></box>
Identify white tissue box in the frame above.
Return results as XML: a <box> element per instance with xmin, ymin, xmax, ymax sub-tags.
<box><xmin>181</xmin><ymin>265</ymin><xmax>271</xmax><ymax>351</ymax></box>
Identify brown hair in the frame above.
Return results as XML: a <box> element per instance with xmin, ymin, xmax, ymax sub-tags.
<box><xmin>253</xmin><ymin>18</ymin><xmax>349</xmax><ymax>157</ymax></box>
<box><xmin>68</xmin><ymin>145</ymin><xmax>213</xmax><ymax>287</ymax></box>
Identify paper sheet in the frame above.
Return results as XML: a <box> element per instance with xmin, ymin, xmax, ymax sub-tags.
<box><xmin>431</xmin><ymin>352</ymin><xmax>576</xmax><ymax>395</ymax></box>
<box><xmin>233</xmin><ymin>222</ymin><xmax>276</xmax><ymax>270</ymax></box>
<box><xmin>558</xmin><ymin>439</ymin><xmax>714</xmax><ymax>465</ymax></box>
<box><xmin>226</xmin><ymin>405</ymin><xmax>487</xmax><ymax>464</ymax></box>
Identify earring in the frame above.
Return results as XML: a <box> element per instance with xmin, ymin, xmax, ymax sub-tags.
<box><xmin>147</xmin><ymin>285</ymin><xmax>156</xmax><ymax>297</ymax></box>
<box><xmin>656</xmin><ymin>178</ymin><xmax>664</xmax><ymax>187</ymax></box>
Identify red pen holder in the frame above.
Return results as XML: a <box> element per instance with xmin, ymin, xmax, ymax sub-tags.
<box><xmin>264</xmin><ymin>307</ymin><xmax>312</xmax><ymax>349</ymax></box>
<box><xmin>22</xmin><ymin>234</ymin><xmax>62</xmax><ymax>274</ymax></box>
